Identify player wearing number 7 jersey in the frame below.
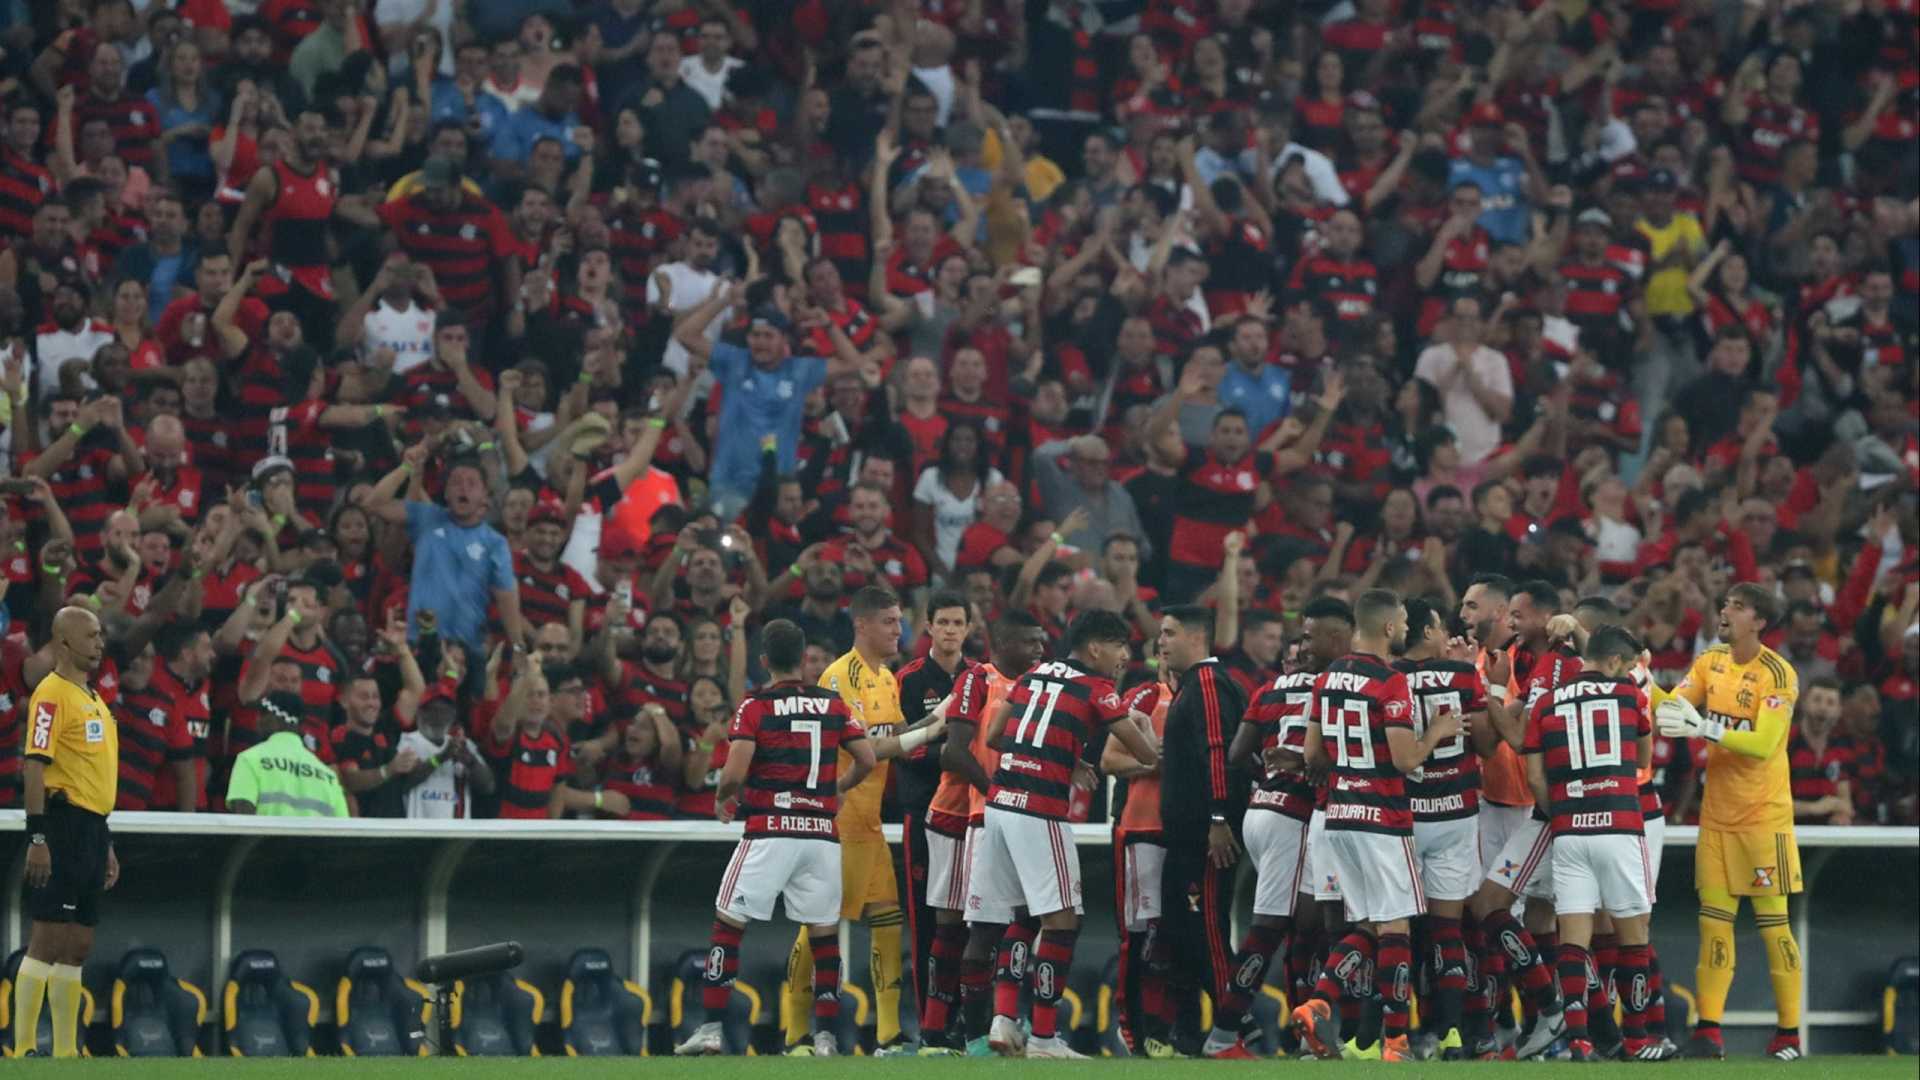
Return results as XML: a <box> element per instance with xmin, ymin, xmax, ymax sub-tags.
<box><xmin>679</xmin><ymin>620</ymin><xmax>875</xmax><ymax>1058</ymax></box>
<box><xmin>1293</xmin><ymin>590</ymin><xmax>1459</xmax><ymax>1063</ymax></box>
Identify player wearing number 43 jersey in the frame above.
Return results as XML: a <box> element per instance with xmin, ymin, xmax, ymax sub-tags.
<box><xmin>1523</xmin><ymin>624</ymin><xmax>1659</xmax><ymax>1062</ymax></box>
<box><xmin>972</xmin><ymin>611</ymin><xmax>1158</xmax><ymax>1059</ymax></box>
<box><xmin>1292</xmin><ymin>590</ymin><xmax>1462</xmax><ymax>1063</ymax></box>
<box><xmin>1656</xmin><ymin>583</ymin><xmax>1803</xmax><ymax>1061</ymax></box>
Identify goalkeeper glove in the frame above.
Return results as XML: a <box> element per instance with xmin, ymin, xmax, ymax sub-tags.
<box><xmin>1655</xmin><ymin>696</ymin><xmax>1723</xmax><ymax>742</ymax></box>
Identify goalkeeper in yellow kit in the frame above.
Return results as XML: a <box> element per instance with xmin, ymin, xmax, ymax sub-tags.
<box><xmin>1655</xmin><ymin>582</ymin><xmax>1803</xmax><ymax>1061</ymax></box>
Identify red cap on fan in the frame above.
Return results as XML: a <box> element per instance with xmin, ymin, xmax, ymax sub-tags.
<box><xmin>1466</xmin><ymin>102</ymin><xmax>1504</xmax><ymax>128</ymax></box>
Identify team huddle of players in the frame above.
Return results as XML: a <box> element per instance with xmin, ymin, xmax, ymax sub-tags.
<box><xmin>673</xmin><ymin>573</ymin><xmax>1804</xmax><ymax>1062</ymax></box>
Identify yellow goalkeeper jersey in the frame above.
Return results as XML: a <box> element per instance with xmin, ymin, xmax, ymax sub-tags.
<box><xmin>820</xmin><ymin>649</ymin><xmax>901</xmax><ymax>843</ymax></box>
<box><xmin>1674</xmin><ymin>643</ymin><xmax>1798</xmax><ymax>832</ymax></box>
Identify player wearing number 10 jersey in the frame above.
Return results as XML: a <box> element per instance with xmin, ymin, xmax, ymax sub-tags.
<box><xmin>1522</xmin><ymin>625</ymin><xmax>1658</xmax><ymax>1061</ymax></box>
<box><xmin>1293</xmin><ymin>590</ymin><xmax>1461</xmax><ymax>1063</ymax></box>
<box><xmin>680</xmin><ymin>620</ymin><xmax>875</xmax><ymax>1058</ymax></box>
<box><xmin>972</xmin><ymin>611</ymin><xmax>1158</xmax><ymax>1059</ymax></box>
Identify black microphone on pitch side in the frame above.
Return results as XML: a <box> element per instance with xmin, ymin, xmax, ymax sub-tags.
<box><xmin>416</xmin><ymin>942</ymin><xmax>524</xmax><ymax>984</ymax></box>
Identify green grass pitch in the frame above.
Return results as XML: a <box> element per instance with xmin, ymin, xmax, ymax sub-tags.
<box><xmin>5</xmin><ymin>1058</ymin><xmax>1913</xmax><ymax>1078</ymax></box>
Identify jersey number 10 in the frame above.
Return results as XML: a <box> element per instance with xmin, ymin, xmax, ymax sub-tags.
<box><xmin>1552</xmin><ymin>699</ymin><xmax>1622</xmax><ymax>770</ymax></box>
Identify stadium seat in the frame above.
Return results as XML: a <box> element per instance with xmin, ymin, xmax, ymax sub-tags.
<box><xmin>0</xmin><ymin>948</ymin><xmax>96</xmax><ymax>1057</ymax></box>
<box><xmin>560</xmin><ymin>948</ymin><xmax>651</xmax><ymax>1056</ymax></box>
<box><xmin>668</xmin><ymin>948</ymin><xmax>757</xmax><ymax>1054</ymax></box>
<box><xmin>222</xmin><ymin>950</ymin><xmax>319</xmax><ymax>1057</ymax></box>
<box><xmin>450</xmin><ymin>971</ymin><xmax>543</xmax><ymax>1056</ymax></box>
<box><xmin>111</xmin><ymin>948</ymin><xmax>207</xmax><ymax>1057</ymax></box>
<box><xmin>1886</xmin><ymin>957</ymin><xmax>1919</xmax><ymax>1055</ymax></box>
<box><xmin>334</xmin><ymin>946</ymin><xmax>430</xmax><ymax>1057</ymax></box>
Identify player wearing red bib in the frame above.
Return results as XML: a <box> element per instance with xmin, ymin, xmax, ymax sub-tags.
<box><xmin>676</xmin><ymin>620</ymin><xmax>875</xmax><ymax>1058</ymax></box>
<box><xmin>1292</xmin><ymin>590</ymin><xmax>1460</xmax><ymax>1063</ymax></box>
<box><xmin>1098</xmin><ymin>642</ymin><xmax>1175</xmax><ymax>1057</ymax></box>
<box><xmin>970</xmin><ymin>611</ymin><xmax>1158</xmax><ymax>1059</ymax></box>
<box><xmin>1523</xmin><ymin>624</ymin><xmax>1659</xmax><ymax>1062</ymax></box>
<box><xmin>923</xmin><ymin>611</ymin><xmax>1047</xmax><ymax>1055</ymax></box>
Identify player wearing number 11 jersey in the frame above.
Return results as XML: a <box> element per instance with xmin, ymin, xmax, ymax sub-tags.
<box><xmin>971</xmin><ymin>611</ymin><xmax>1158</xmax><ymax>1059</ymax></box>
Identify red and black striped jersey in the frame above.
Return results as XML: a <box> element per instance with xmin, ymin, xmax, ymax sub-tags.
<box><xmin>1244</xmin><ymin>670</ymin><xmax>1316</xmax><ymax>821</ymax></box>
<box><xmin>1786</xmin><ymin>731</ymin><xmax>1850</xmax><ymax>804</ymax></box>
<box><xmin>0</xmin><ymin>148</ymin><xmax>52</xmax><ymax>241</ymax></box>
<box><xmin>63</xmin><ymin>92</ymin><xmax>161</xmax><ymax>171</ymax></box>
<box><xmin>1169</xmin><ymin>451</ymin><xmax>1270</xmax><ymax>568</ymax></box>
<box><xmin>1417</xmin><ymin>227</ymin><xmax>1490</xmax><ymax>336</ymax></box>
<box><xmin>23</xmin><ymin>444</ymin><xmax>115</xmax><ymax>555</ymax></box>
<box><xmin>1523</xmin><ymin>669</ymin><xmax>1648</xmax><ymax>836</ymax></box>
<box><xmin>1146</xmin><ymin>294</ymin><xmax>1206</xmax><ymax>358</ymax></box>
<box><xmin>1734</xmin><ymin>95</ymin><xmax>1819</xmax><ymax>187</ymax></box>
<box><xmin>1558</xmin><ymin>257</ymin><xmax>1634</xmax><ymax>340</ymax></box>
<box><xmin>729</xmin><ymin>680</ymin><xmax>866</xmax><ymax>839</ymax></box>
<box><xmin>231</xmin><ymin>638</ymin><xmax>342</xmax><ymax>755</ymax></box>
<box><xmin>146</xmin><ymin>662</ymin><xmax>211</xmax><ymax>810</ymax></box>
<box><xmin>113</xmin><ymin>682</ymin><xmax>175</xmax><ymax>811</ymax></box>
<box><xmin>377</xmin><ymin>192</ymin><xmax>517</xmax><ymax>324</ymax></box>
<box><xmin>514</xmin><ymin>551</ymin><xmax>590</xmax><ymax>631</ymax></box>
<box><xmin>987</xmin><ymin>658</ymin><xmax>1127</xmax><ymax>821</ymax></box>
<box><xmin>0</xmin><ymin>641</ymin><xmax>30</xmax><ymax>806</ymax></box>
<box><xmin>806</xmin><ymin>181</ymin><xmax>869</xmax><ymax>296</ymax></box>
<box><xmin>608</xmin><ymin>205</ymin><xmax>684</xmax><ymax>317</ymax></box>
<box><xmin>610</xmin><ymin>659</ymin><xmax>689</xmax><ymax>731</ymax></box>
<box><xmin>802</xmin><ymin>297</ymin><xmax>878</xmax><ymax>359</ymax></box>
<box><xmin>1285</xmin><ymin>253</ymin><xmax>1379</xmax><ymax>322</ymax></box>
<box><xmin>1311</xmin><ymin>652</ymin><xmax>1416</xmax><ymax>836</ymax></box>
<box><xmin>1394</xmin><ymin>657</ymin><xmax>1487</xmax><ymax>822</ymax></box>
<box><xmin>478</xmin><ymin>724</ymin><xmax>568</xmax><ymax>819</ymax></box>
<box><xmin>599</xmin><ymin>754</ymin><xmax>676</xmax><ymax>820</ymax></box>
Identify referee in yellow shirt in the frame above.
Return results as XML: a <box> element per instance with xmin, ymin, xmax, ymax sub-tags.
<box><xmin>1655</xmin><ymin>583</ymin><xmax>1803</xmax><ymax>1060</ymax></box>
<box><xmin>12</xmin><ymin>606</ymin><xmax>120</xmax><ymax>1058</ymax></box>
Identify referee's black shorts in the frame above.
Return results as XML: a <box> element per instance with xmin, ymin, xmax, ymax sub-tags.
<box><xmin>28</xmin><ymin>797</ymin><xmax>110</xmax><ymax>927</ymax></box>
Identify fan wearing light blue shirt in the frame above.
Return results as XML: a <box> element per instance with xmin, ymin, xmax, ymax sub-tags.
<box><xmin>673</xmin><ymin>281</ymin><xmax>866</xmax><ymax>519</ymax></box>
<box><xmin>489</xmin><ymin>64</ymin><xmax>587</xmax><ymax>177</ymax></box>
<box><xmin>360</xmin><ymin>452</ymin><xmax>527</xmax><ymax>651</ymax></box>
<box><xmin>1216</xmin><ymin>316</ymin><xmax>1292</xmax><ymax>438</ymax></box>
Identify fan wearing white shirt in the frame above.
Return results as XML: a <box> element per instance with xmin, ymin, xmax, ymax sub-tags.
<box><xmin>678</xmin><ymin>16</ymin><xmax>744</xmax><ymax>110</ymax></box>
<box><xmin>399</xmin><ymin>693</ymin><xmax>495</xmax><ymax>820</ymax></box>
<box><xmin>336</xmin><ymin>255</ymin><xmax>439</xmax><ymax>375</ymax></box>
<box><xmin>649</xmin><ymin>220</ymin><xmax>727</xmax><ymax>378</ymax></box>
<box><xmin>1412</xmin><ymin>295</ymin><xmax>1513</xmax><ymax>466</ymax></box>
<box><xmin>32</xmin><ymin>280</ymin><xmax>114</xmax><ymax>397</ymax></box>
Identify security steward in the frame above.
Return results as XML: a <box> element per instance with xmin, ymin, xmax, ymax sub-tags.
<box><xmin>226</xmin><ymin>691</ymin><xmax>350</xmax><ymax>818</ymax></box>
<box><xmin>14</xmin><ymin>605</ymin><xmax>119</xmax><ymax>1058</ymax></box>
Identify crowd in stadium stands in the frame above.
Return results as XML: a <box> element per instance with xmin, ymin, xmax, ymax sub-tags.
<box><xmin>0</xmin><ymin>0</ymin><xmax>1910</xmax><ymax>826</ymax></box>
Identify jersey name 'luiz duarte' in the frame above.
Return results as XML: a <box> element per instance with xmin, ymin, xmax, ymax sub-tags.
<box><xmin>1312</xmin><ymin>652</ymin><xmax>1415</xmax><ymax>836</ymax></box>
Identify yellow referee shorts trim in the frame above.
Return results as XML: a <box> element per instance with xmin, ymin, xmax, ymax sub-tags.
<box><xmin>1695</xmin><ymin>826</ymin><xmax>1802</xmax><ymax>898</ymax></box>
<box><xmin>840</xmin><ymin>839</ymin><xmax>899</xmax><ymax>919</ymax></box>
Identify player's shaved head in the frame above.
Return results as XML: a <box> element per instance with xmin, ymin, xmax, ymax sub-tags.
<box><xmin>1354</xmin><ymin>589</ymin><xmax>1403</xmax><ymax>638</ymax></box>
<box><xmin>761</xmin><ymin>619</ymin><xmax>806</xmax><ymax>675</ymax></box>
<box><xmin>992</xmin><ymin>610</ymin><xmax>1048</xmax><ymax>676</ymax></box>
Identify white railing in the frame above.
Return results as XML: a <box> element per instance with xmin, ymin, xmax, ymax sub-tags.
<box><xmin>3</xmin><ymin>812</ymin><xmax>1913</xmax><ymax>1052</ymax></box>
